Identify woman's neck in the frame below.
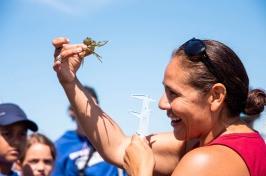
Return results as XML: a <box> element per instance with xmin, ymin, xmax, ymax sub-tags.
<box><xmin>200</xmin><ymin>115</ymin><xmax>246</xmax><ymax>146</ymax></box>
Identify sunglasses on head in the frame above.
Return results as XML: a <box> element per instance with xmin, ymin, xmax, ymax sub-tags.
<box><xmin>183</xmin><ymin>38</ymin><xmax>224</xmax><ymax>83</ymax></box>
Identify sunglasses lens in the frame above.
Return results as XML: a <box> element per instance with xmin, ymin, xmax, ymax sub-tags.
<box><xmin>184</xmin><ymin>39</ymin><xmax>206</xmax><ymax>57</ymax></box>
<box><xmin>183</xmin><ymin>38</ymin><xmax>224</xmax><ymax>83</ymax></box>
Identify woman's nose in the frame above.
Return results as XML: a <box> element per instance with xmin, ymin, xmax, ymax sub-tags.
<box><xmin>158</xmin><ymin>93</ymin><xmax>171</xmax><ymax>110</ymax></box>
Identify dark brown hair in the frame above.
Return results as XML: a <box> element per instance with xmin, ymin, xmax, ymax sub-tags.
<box><xmin>20</xmin><ymin>133</ymin><xmax>56</xmax><ymax>162</ymax></box>
<box><xmin>174</xmin><ymin>39</ymin><xmax>266</xmax><ymax>118</ymax></box>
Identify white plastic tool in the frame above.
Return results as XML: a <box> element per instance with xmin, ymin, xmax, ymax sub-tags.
<box><xmin>130</xmin><ymin>95</ymin><xmax>154</xmax><ymax>137</ymax></box>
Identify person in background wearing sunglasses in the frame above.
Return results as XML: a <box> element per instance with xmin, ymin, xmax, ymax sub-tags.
<box><xmin>52</xmin><ymin>37</ymin><xmax>266</xmax><ymax>176</ymax></box>
<box><xmin>0</xmin><ymin>103</ymin><xmax>38</xmax><ymax>176</ymax></box>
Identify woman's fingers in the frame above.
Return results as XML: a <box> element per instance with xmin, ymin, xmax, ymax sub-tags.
<box><xmin>123</xmin><ymin>135</ymin><xmax>155</xmax><ymax>176</ymax></box>
<box><xmin>53</xmin><ymin>37</ymin><xmax>70</xmax><ymax>62</ymax></box>
<box><xmin>131</xmin><ymin>135</ymin><xmax>147</xmax><ymax>147</ymax></box>
<box><xmin>52</xmin><ymin>37</ymin><xmax>70</xmax><ymax>49</ymax></box>
<box><xmin>53</xmin><ymin>44</ymin><xmax>86</xmax><ymax>63</ymax></box>
<box><xmin>61</xmin><ymin>43</ymin><xmax>87</xmax><ymax>50</ymax></box>
<box><xmin>52</xmin><ymin>37</ymin><xmax>91</xmax><ymax>65</ymax></box>
<box><xmin>59</xmin><ymin>47</ymin><xmax>82</xmax><ymax>60</ymax></box>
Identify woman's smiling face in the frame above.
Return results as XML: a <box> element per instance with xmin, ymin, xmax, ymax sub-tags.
<box><xmin>159</xmin><ymin>56</ymin><xmax>214</xmax><ymax>141</ymax></box>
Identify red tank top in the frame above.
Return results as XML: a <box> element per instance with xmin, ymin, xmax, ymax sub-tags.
<box><xmin>208</xmin><ymin>132</ymin><xmax>266</xmax><ymax>176</ymax></box>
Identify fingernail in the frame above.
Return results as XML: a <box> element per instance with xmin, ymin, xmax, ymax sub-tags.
<box><xmin>76</xmin><ymin>48</ymin><xmax>82</xmax><ymax>52</ymax></box>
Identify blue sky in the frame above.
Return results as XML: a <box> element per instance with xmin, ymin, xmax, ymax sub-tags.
<box><xmin>0</xmin><ymin>0</ymin><xmax>265</xmax><ymax>140</ymax></box>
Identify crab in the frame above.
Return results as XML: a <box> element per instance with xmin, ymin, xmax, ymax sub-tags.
<box><xmin>83</xmin><ymin>37</ymin><xmax>108</xmax><ymax>63</ymax></box>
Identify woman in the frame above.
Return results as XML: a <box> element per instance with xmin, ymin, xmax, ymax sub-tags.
<box><xmin>18</xmin><ymin>133</ymin><xmax>56</xmax><ymax>176</ymax></box>
<box><xmin>52</xmin><ymin>37</ymin><xmax>266</xmax><ymax>176</ymax></box>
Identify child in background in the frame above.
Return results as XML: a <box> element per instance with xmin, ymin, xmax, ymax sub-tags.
<box><xmin>18</xmin><ymin>133</ymin><xmax>56</xmax><ymax>176</ymax></box>
<box><xmin>0</xmin><ymin>103</ymin><xmax>38</xmax><ymax>176</ymax></box>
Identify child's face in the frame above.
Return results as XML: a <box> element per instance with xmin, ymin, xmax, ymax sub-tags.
<box><xmin>22</xmin><ymin>143</ymin><xmax>54</xmax><ymax>176</ymax></box>
<box><xmin>0</xmin><ymin>122</ymin><xmax>28</xmax><ymax>163</ymax></box>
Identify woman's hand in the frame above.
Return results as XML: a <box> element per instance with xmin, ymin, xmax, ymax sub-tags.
<box><xmin>52</xmin><ymin>37</ymin><xmax>87</xmax><ymax>84</ymax></box>
<box><xmin>123</xmin><ymin>135</ymin><xmax>155</xmax><ymax>176</ymax></box>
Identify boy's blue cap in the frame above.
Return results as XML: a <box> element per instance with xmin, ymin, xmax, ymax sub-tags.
<box><xmin>0</xmin><ymin>103</ymin><xmax>38</xmax><ymax>132</ymax></box>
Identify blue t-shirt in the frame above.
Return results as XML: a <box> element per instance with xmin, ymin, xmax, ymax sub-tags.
<box><xmin>0</xmin><ymin>170</ymin><xmax>19</xmax><ymax>176</ymax></box>
<box><xmin>52</xmin><ymin>130</ymin><xmax>126</xmax><ymax>176</ymax></box>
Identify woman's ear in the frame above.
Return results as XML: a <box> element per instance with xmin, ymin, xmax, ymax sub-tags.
<box><xmin>208</xmin><ymin>83</ymin><xmax>226</xmax><ymax>112</ymax></box>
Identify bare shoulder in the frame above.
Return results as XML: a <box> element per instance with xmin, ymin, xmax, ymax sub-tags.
<box><xmin>171</xmin><ymin>145</ymin><xmax>250</xmax><ymax>176</ymax></box>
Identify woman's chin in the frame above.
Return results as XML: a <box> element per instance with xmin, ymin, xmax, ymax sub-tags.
<box><xmin>173</xmin><ymin>128</ymin><xmax>187</xmax><ymax>140</ymax></box>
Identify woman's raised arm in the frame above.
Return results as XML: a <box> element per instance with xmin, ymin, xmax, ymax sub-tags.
<box><xmin>52</xmin><ymin>37</ymin><xmax>185</xmax><ymax>175</ymax></box>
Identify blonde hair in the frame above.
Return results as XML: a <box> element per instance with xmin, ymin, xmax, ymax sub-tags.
<box><xmin>20</xmin><ymin>133</ymin><xmax>56</xmax><ymax>162</ymax></box>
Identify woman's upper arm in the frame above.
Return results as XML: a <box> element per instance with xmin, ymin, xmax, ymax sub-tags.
<box><xmin>147</xmin><ymin>132</ymin><xmax>186</xmax><ymax>175</ymax></box>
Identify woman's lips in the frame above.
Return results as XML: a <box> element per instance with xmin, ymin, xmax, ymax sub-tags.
<box><xmin>171</xmin><ymin>117</ymin><xmax>182</xmax><ymax>127</ymax></box>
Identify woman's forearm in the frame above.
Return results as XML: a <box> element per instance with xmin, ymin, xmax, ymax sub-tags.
<box><xmin>61</xmin><ymin>78</ymin><xmax>130</xmax><ymax>167</ymax></box>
